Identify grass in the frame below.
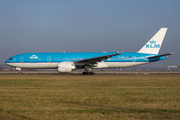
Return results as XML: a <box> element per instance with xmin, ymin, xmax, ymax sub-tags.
<box><xmin>0</xmin><ymin>75</ymin><xmax>180</xmax><ymax>120</ymax></box>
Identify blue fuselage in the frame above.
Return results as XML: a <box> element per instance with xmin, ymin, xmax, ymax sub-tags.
<box><xmin>5</xmin><ymin>52</ymin><xmax>167</xmax><ymax>69</ymax></box>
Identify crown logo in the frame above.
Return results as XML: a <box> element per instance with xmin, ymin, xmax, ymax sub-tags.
<box><xmin>30</xmin><ymin>55</ymin><xmax>38</xmax><ymax>59</ymax></box>
<box><xmin>149</xmin><ymin>40</ymin><xmax>156</xmax><ymax>44</ymax></box>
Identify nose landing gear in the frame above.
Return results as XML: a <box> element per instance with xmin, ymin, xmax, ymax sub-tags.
<box><xmin>19</xmin><ymin>71</ymin><xmax>22</xmax><ymax>75</ymax></box>
<box><xmin>16</xmin><ymin>68</ymin><xmax>22</xmax><ymax>75</ymax></box>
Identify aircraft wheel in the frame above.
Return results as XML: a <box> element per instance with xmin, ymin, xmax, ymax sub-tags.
<box><xmin>82</xmin><ymin>72</ymin><xmax>87</xmax><ymax>75</ymax></box>
<box><xmin>90</xmin><ymin>72</ymin><xmax>94</xmax><ymax>75</ymax></box>
<box><xmin>82</xmin><ymin>72</ymin><xmax>94</xmax><ymax>75</ymax></box>
<box><xmin>19</xmin><ymin>72</ymin><xmax>22</xmax><ymax>75</ymax></box>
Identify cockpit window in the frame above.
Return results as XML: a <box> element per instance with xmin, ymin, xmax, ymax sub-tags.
<box><xmin>8</xmin><ymin>58</ymin><xmax>13</xmax><ymax>60</ymax></box>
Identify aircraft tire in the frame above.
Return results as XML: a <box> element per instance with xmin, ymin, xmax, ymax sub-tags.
<box><xmin>19</xmin><ymin>72</ymin><xmax>22</xmax><ymax>75</ymax></box>
<box><xmin>90</xmin><ymin>72</ymin><xmax>94</xmax><ymax>75</ymax></box>
<box><xmin>82</xmin><ymin>72</ymin><xmax>94</xmax><ymax>75</ymax></box>
<box><xmin>82</xmin><ymin>72</ymin><xmax>87</xmax><ymax>75</ymax></box>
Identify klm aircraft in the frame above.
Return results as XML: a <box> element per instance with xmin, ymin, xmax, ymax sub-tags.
<box><xmin>5</xmin><ymin>28</ymin><xmax>174</xmax><ymax>75</ymax></box>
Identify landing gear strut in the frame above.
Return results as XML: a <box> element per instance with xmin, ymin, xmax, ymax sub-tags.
<box><xmin>82</xmin><ymin>66</ymin><xmax>94</xmax><ymax>75</ymax></box>
<box><xmin>16</xmin><ymin>68</ymin><xmax>22</xmax><ymax>75</ymax></box>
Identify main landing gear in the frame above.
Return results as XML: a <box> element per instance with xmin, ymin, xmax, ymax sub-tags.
<box><xmin>82</xmin><ymin>71</ymin><xmax>94</xmax><ymax>75</ymax></box>
<box><xmin>82</xmin><ymin>66</ymin><xmax>94</xmax><ymax>75</ymax></box>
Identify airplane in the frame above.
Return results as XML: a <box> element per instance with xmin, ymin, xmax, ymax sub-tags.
<box><xmin>5</xmin><ymin>28</ymin><xmax>174</xmax><ymax>75</ymax></box>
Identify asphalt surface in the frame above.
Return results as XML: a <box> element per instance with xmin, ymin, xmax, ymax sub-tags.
<box><xmin>0</xmin><ymin>70</ymin><xmax>180</xmax><ymax>75</ymax></box>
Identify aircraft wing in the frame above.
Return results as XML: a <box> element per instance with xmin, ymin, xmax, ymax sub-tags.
<box><xmin>147</xmin><ymin>53</ymin><xmax>174</xmax><ymax>59</ymax></box>
<box><xmin>75</xmin><ymin>53</ymin><xmax>121</xmax><ymax>64</ymax></box>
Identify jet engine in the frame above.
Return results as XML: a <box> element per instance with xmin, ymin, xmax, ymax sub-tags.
<box><xmin>58</xmin><ymin>62</ymin><xmax>76</xmax><ymax>72</ymax></box>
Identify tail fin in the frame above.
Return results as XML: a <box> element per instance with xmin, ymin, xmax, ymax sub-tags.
<box><xmin>138</xmin><ymin>28</ymin><xmax>168</xmax><ymax>54</ymax></box>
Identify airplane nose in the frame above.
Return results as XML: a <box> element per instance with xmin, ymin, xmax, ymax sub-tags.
<box><xmin>5</xmin><ymin>60</ymin><xmax>8</xmax><ymax>65</ymax></box>
<box><xmin>5</xmin><ymin>59</ymin><xmax>10</xmax><ymax>65</ymax></box>
<box><xmin>5</xmin><ymin>61</ymin><xmax>12</xmax><ymax>67</ymax></box>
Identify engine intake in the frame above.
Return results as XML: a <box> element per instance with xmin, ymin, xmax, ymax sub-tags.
<box><xmin>58</xmin><ymin>62</ymin><xmax>76</xmax><ymax>72</ymax></box>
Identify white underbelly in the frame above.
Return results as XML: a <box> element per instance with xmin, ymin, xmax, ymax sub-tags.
<box><xmin>104</xmin><ymin>62</ymin><xmax>149</xmax><ymax>68</ymax></box>
<box><xmin>6</xmin><ymin>62</ymin><xmax>149</xmax><ymax>69</ymax></box>
<box><xmin>6</xmin><ymin>63</ymin><xmax>58</xmax><ymax>69</ymax></box>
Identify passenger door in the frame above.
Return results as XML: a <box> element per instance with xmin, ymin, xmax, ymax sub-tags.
<box><xmin>20</xmin><ymin>56</ymin><xmax>24</xmax><ymax>63</ymax></box>
<box><xmin>47</xmin><ymin>56</ymin><xmax>51</xmax><ymax>62</ymax></box>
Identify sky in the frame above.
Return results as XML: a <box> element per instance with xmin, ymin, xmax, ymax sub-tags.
<box><xmin>0</xmin><ymin>0</ymin><xmax>180</xmax><ymax>67</ymax></box>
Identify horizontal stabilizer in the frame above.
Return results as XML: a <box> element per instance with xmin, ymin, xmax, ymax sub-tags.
<box><xmin>147</xmin><ymin>53</ymin><xmax>174</xmax><ymax>59</ymax></box>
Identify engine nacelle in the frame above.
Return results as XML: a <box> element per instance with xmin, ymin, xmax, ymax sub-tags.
<box><xmin>58</xmin><ymin>62</ymin><xmax>76</xmax><ymax>72</ymax></box>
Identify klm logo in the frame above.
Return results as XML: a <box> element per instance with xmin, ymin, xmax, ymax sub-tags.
<box><xmin>146</xmin><ymin>40</ymin><xmax>160</xmax><ymax>48</ymax></box>
<box><xmin>30</xmin><ymin>55</ymin><xmax>38</xmax><ymax>59</ymax></box>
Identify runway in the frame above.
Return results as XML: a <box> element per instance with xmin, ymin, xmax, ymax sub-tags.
<box><xmin>0</xmin><ymin>70</ymin><xmax>180</xmax><ymax>75</ymax></box>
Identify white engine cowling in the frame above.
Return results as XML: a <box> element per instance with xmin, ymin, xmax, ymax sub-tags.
<box><xmin>58</xmin><ymin>62</ymin><xmax>76</xmax><ymax>72</ymax></box>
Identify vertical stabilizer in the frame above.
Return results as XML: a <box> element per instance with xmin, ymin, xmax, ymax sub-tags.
<box><xmin>138</xmin><ymin>28</ymin><xmax>168</xmax><ymax>54</ymax></box>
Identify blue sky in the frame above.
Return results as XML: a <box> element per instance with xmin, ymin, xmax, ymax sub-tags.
<box><xmin>0</xmin><ymin>0</ymin><xmax>180</xmax><ymax>67</ymax></box>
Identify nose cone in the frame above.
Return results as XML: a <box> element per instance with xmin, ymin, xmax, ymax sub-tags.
<box><xmin>5</xmin><ymin>57</ymin><xmax>16</xmax><ymax>67</ymax></box>
<box><xmin>5</xmin><ymin>58</ymin><xmax>12</xmax><ymax>66</ymax></box>
<box><xmin>5</xmin><ymin>59</ymin><xmax>10</xmax><ymax>66</ymax></box>
<box><xmin>5</xmin><ymin>59</ymin><xmax>9</xmax><ymax>64</ymax></box>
